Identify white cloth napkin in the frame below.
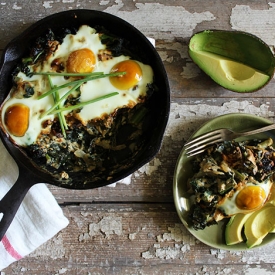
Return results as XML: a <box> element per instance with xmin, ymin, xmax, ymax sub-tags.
<box><xmin>0</xmin><ymin>139</ymin><xmax>133</xmax><ymax>271</ymax></box>
<box><xmin>0</xmin><ymin>140</ymin><xmax>69</xmax><ymax>270</ymax></box>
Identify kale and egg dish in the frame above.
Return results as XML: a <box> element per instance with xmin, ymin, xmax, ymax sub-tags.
<box><xmin>0</xmin><ymin>25</ymin><xmax>156</xmax><ymax>182</ymax></box>
<box><xmin>187</xmin><ymin>138</ymin><xmax>275</xmax><ymax>230</ymax></box>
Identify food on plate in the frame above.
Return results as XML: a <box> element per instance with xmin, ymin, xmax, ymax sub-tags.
<box><xmin>225</xmin><ymin>212</ymin><xmax>252</xmax><ymax>245</ymax></box>
<box><xmin>244</xmin><ymin>203</ymin><xmax>275</xmax><ymax>248</ymax></box>
<box><xmin>187</xmin><ymin>138</ymin><xmax>275</xmax><ymax>230</ymax></box>
<box><xmin>225</xmin><ymin>184</ymin><xmax>275</xmax><ymax>248</ymax></box>
<box><xmin>0</xmin><ymin>25</ymin><xmax>156</xmax><ymax>182</ymax></box>
<box><xmin>189</xmin><ymin>30</ymin><xmax>275</xmax><ymax>93</ymax></box>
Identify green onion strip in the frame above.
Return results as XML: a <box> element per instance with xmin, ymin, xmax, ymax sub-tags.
<box><xmin>33</xmin><ymin>71</ymin><xmax>104</xmax><ymax>77</ymax></box>
<box><xmin>47</xmin><ymin>75</ymin><xmax>67</xmax><ymax>137</ymax></box>
<box><xmin>49</xmin><ymin>92</ymin><xmax>119</xmax><ymax>115</ymax></box>
<box><xmin>37</xmin><ymin>71</ymin><xmax>125</xmax><ymax>100</ymax></box>
<box><xmin>40</xmin><ymin>82</ymin><xmax>82</xmax><ymax>118</ymax></box>
<box><xmin>38</xmin><ymin>71</ymin><xmax>124</xmax><ymax>134</ymax></box>
<box><xmin>54</xmin><ymin>89</ymin><xmax>68</xmax><ymax>130</ymax></box>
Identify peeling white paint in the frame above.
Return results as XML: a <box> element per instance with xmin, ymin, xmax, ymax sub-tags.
<box><xmin>137</xmin><ymin>158</ymin><xmax>161</xmax><ymax>176</ymax></box>
<box><xmin>43</xmin><ymin>1</ymin><xmax>53</xmax><ymax>9</ymax></box>
<box><xmin>100</xmin><ymin>0</ymin><xmax>110</xmax><ymax>5</ymax></box>
<box><xmin>142</xmin><ymin>223</ymin><xmax>195</xmax><ymax>259</ymax></box>
<box><xmin>244</xmin><ymin>267</ymin><xmax>275</xmax><ymax>275</ymax></box>
<box><xmin>78</xmin><ymin>232</ymin><xmax>90</xmax><ymax>242</ymax></box>
<box><xmin>103</xmin><ymin>1</ymin><xmax>215</xmax><ymax>40</ymax></box>
<box><xmin>29</xmin><ymin>234</ymin><xmax>66</xmax><ymax>259</ymax></box>
<box><xmin>129</xmin><ymin>232</ymin><xmax>137</xmax><ymax>240</ymax></box>
<box><xmin>79</xmin><ymin>216</ymin><xmax>122</xmax><ymax>241</ymax></box>
<box><xmin>157</xmin><ymin>223</ymin><xmax>195</xmax><ymax>244</ymax></box>
<box><xmin>162</xmin><ymin>42</ymin><xmax>190</xmax><ymax>60</ymax></box>
<box><xmin>58</xmin><ymin>268</ymin><xmax>67</xmax><ymax>274</ymax></box>
<box><xmin>220</xmin><ymin>268</ymin><xmax>233</xmax><ymax>274</ymax></box>
<box><xmin>90</xmin><ymin>216</ymin><xmax>122</xmax><ymax>237</ymax></box>
<box><xmin>239</xmin><ymin>243</ymin><xmax>275</xmax><ymax>264</ymax></box>
<box><xmin>107</xmin><ymin>174</ymin><xmax>132</xmax><ymax>187</ymax></box>
<box><xmin>210</xmin><ymin>249</ymin><xmax>226</xmax><ymax>260</ymax></box>
<box><xmin>231</xmin><ymin>3</ymin><xmax>275</xmax><ymax>46</ymax></box>
<box><xmin>12</xmin><ymin>2</ymin><xmax>21</xmax><ymax>10</ymax></box>
<box><xmin>142</xmin><ymin>242</ymin><xmax>190</xmax><ymax>260</ymax></box>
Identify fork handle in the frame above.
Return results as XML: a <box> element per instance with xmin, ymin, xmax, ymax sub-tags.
<box><xmin>236</xmin><ymin>123</ymin><xmax>275</xmax><ymax>137</ymax></box>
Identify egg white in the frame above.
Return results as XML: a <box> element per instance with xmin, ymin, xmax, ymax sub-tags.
<box><xmin>78</xmin><ymin>56</ymin><xmax>153</xmax><ymax>125</ymax></box>
<box><xmin>1</xmin><ymin>25</ymin><xmax>154</xmax><ymax>146</ymax></box>
<box><xmin>43</xmin><ymin>25</ymin><xmax>105</xmax><ymax>72</ymax></box>
<box><xmin>0</xmin><ymin>80</ymin><xmax>55</xmax><ymax>145</ymax></box>
<box><xmin>218</xmin><ymin>179</ymin><xmax>273</xmax><ymax>216</ymax></box>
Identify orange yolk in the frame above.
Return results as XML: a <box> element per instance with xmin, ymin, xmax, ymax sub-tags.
<box><xmin>66</xmin><ymin>48</ymin><xmax>96</xmax><ymax>73</ymax></box>
<box><xmin>109</xmin><ymin>60</ymin><xmax>142</xmax><ymax>90</ymax></box>
<box><xmin>236</xmin><ymin>185</ymin><xmax>266</xmax><ymax>210</ymax></box>
<box><xmin>4</xmin><ymin>103</ymin><xmax>29</xmax><ymax>137</ymax></box>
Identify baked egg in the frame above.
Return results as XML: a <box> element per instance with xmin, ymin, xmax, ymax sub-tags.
<box><xmin>0</xmin><ymin>25</ymin><xmax>154</xmax><ymax>146</ymax></box>
<box><xmin>218</xmin><ymin>179</ymin><xmax>273</xmax><ymax>216</ymax></box>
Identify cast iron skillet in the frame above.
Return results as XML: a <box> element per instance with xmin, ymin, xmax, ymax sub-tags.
<box><xmin>0</xmin><ymin>10</ymin><xmax>170</xmax><ymax>240</ymax></box>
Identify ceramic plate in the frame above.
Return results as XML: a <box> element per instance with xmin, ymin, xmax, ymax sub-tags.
<box><xmin>173</xmin><ymin>113</ymin><xmax>275</xmax><ymax>250</ymax></box>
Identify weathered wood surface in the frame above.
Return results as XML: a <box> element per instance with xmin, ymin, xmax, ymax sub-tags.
<box><xmin>1</xmin><ymin>0</ymin><xmax>275</xmax><ymax>274</ymax></box>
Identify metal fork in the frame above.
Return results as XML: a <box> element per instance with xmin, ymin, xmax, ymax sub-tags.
<box><xmin>184</xmin><ymin>123</ymin><xmax>275</xmax><ymax>157</ymax></box>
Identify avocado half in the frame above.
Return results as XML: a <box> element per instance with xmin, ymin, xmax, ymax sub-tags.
<box><xmin>189</xmin><ymin>30</ymin><xmax>275</xmax><ymax>93</ymax></box>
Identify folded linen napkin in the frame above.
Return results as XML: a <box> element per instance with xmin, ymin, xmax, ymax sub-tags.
<box><xmin>0</xmin><ymin>140</ymin><xmax>69</xmax><ymax>270</ymax></box>
<box><xmin>0</xmin><ymin>139</ymin><xmax>132</xmax><ymax>271</ymax></box>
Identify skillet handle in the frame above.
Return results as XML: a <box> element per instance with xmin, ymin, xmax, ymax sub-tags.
<box><xmin>0</xmin><ymin>166</ymin><xmax>37</xmax><ymax>241</ymax></box>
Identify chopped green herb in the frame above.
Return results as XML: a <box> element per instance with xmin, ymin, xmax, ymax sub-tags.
<box><xmin>33</xmin><ymin>71</ymin><xmax>104</xmax><ymax>77</ymax></box>
<box><xmin>47</xmin><ymin>75</ymin><xmax>67</xmax><ymax>137</ymax></box>
<box><xmin>40</xmin><ymin>82</ymin><xmax>82</xmax><ymax>118</ymax></box>
<box><xmin>49</xmin><ymin>92</ymin><xmax>119</xmax><ymax>115</ymax></box>
<box><xmin>37</xmin><ymin>71</ymin><xmax>125</xmax><ymax>100</ymax></box>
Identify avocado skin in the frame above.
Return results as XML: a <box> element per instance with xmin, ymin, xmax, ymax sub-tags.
<box><xmin>189</xmin><ymin>30</ymin><xmax>275</xmax><ymax>93</ymax></box>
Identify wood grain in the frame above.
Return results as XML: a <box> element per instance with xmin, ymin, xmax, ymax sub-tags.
<box><xmin>1</xmin><ymin>0</ymin><xmax>275</xmax><ymax>274</ymax></box>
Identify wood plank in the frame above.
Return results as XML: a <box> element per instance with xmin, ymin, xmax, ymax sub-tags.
<box><xmin>3</xmin><ymin>203</ymin><xmax>275</xmax><ymax>273</ymax></box>
<box><xmin>4</xmin><ymin>263</ymin><xmax>275</xmax><ymax>275</ymax></box>
<box><xmin>2</xmin><ymin>0</ymin><xmax>272</xmax><ymax>50</ymax></box>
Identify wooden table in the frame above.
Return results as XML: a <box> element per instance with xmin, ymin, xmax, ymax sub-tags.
<box><xmin>1</xmin><ymin>1</ymin><xmax>275</xmax><ymax>274</ymax></box>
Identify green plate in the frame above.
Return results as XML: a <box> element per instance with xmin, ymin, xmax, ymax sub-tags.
<box><xmin>173</xmin><ymin>113</ymin><xmax>275</xmax><ymax>250</ymax></box>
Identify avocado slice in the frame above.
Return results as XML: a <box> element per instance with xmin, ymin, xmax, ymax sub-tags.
<box><xmin>266</xmin><ymin>185</ymin><xmax>275</xmax><ymax>206</ymax></box>
<box><xmin>189</xmin><ymin>30</ymin><xmax>275</xmax><ymax>93</ymax></box>
<box><xmin>189</xmin><ymin>51</ymin><xmax>270</xmax><ymax>93</ymax></box>
<box><xmin>225</xmin><ymin>213</ymin><xmax>252</xmax><ymax>245</ymax></box>
<box><xmin>244</xmin><ymin>204</ymin><xmax>275</xmax><ymax>248</ymax></box>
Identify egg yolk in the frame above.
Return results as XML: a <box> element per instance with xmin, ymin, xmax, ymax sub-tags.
<box><xmin>4</xmin><ymin>103</ymin><xmax>29</xmax><ymax>137</ymax></box>
<box><xmin>110</xmin><ymin>60</ymin><xmax>142</xmax><ymax>90</ymax></box>
<box><xmin>236</xmin><ymin>185</ymin><xmax>266</xmax><ymax>210</ymax></box>
<box><xmin>66</xmin><ymin>48</ymin><xmax>96</xmax><ymax>73</ymax></box>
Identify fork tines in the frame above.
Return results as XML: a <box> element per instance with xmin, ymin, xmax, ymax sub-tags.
<box><xmin>184</xmin><ymin>130</ymin><xmax>223</xmax><ymax>157</ymax></box>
